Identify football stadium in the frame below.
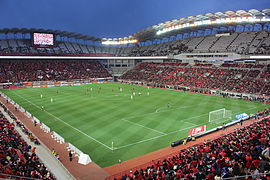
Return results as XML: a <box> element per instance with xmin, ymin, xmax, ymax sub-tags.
<box><xmin>1</xmin><ymin>1</ymin><xmax>270</xmax><ymax>180</ymax></box>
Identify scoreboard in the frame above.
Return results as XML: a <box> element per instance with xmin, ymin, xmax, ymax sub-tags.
<box><xmin>32</xmin><ymin>33</ymin><xmax>54</xmax><ymax>47</ymax></box>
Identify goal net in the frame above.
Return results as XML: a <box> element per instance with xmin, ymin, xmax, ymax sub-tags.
<box><xmin>209</xmin><ymin>108</ymin><xmax>232</xmax><ymax>123</ymax></box>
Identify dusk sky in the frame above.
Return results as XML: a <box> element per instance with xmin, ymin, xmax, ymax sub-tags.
<box><xmin>0</xmin><ymin>0</ymin><xmax>269</xmax><ymax>38</ymax></box>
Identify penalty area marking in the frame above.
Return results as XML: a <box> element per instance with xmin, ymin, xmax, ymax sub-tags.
<box><xmin>9</xmin><ymin>91</ymin><xmax>264</xmax><ymax>151</ymax></box>
<box><xmin>114</xmin><ymin>107</ymin><xmax>260</xmax><ymax>150</ymax></box>
<box><xmin>114</xmin><ymin>123</ymin><xmax>199</xmax><ymax>150</ymax></box>
<box><xmin>10</xmin><ymin>91</ymin><xmax>113</xmax><ymax>150</ymax></box>
<box><xmin>118</xmin><ymin>106</ymin><xmax>204</xmax><ymax>139</ymax></box>
<box><xmin>122</xmin><ymin>119</ymin><xmax>166</xmax><ymax>135</ymax></box>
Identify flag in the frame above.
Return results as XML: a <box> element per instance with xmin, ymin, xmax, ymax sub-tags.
<box><xmin>14</xmin><ymin>149</ymin><xmax>25</xmax><ymax>164</ymax></box>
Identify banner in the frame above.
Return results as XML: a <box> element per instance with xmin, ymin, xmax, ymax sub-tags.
<box><xmin>188</xmin><ymin>125</ymin><xmax>206</xmax><ymax>136</ymax></box>
<box><xmin>235</xmin><ymin>113</ymin><xmax>249</xmax><ymax>120</ymax></box>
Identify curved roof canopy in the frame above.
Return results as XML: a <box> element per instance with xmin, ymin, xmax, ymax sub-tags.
<box><xmin>0</xmin><ymin>28</ymin><xmax>101</xmax><ymax>41</ymax></box>
<box><xmin>132</xmin><ymin>9</ymin><xmax>270</xmax><ymax>42</ymax></box>
<box><xmin>0</xmin><ymin>9</ymin><xmax>269</xmax><ymax>44</ymax></box>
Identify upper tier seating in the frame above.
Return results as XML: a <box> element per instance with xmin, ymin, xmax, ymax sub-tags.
<box><xmin>1</xmin><ymin>31</ymin><xmax>269</xmax><ymax>56</ymax></box>
<box><xmin>0</xmin><ymin>60</ymin><xmax>111</xmax><ymax>83</ymax></box>
<box><xmin>120</xmin><ymin>62</ymin><xmax>270</xmax><ymax>96</ymax></box>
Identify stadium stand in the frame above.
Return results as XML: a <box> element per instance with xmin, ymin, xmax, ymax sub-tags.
<box><xmin>116</xmin><ymin>31</ymin><xmax>268</xmax><ymax>56</ymax></box>
<box><xmin>117</xmin><ymin>108</ymin><xmax>270</xmax><ymax>180</ymax></box>
<box><xmin>0</xmin><ymin>9</ymin><xmax>269</xmax><ymax>180</ymax></box>
<box><xmin>0</xmin><ymin>102</ymin><xmax>55</xmax><ymax>179</ymax></box>
<box><xmin>0</xmin><ymin>60</ymin><xmax>111</xmax><ymax>83</ymax></box>
<box><xmin>121</xmin><ymin>31</ymin><xmax>270</xmax><ymax>56</ymax></box>
<box><xmin>256</xmin><ymin>35</ymin><xmax>270</xmax><ymax>55</ymax></box>
<box><xmin>120</xmin><ymin>62</ymin><xmax>270</xmax><ymax>96</ymax></box>
<box><xmin>1</xmin><ymin>31</ymin><xmax>270</xmax><ymax>56</ymax></box>
<box><xmin>194</xmin><ymin>36</ymin><xmax>219</xmax><ymax>53</ymax></box>
<box><xmin>210</xmin><ymin>33</ymin><xmax>238</xmax><ymax>53</ymax></box>
<box><xmin>0</xmin><ymin>103</ymin><xmax>40</xmax><ymax>145</ymax></box>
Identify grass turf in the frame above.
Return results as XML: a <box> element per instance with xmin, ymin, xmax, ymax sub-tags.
<box><xmin>1</xmin><ymin>83</ymin><xmax>269</xmax><ymax>167</ymax></box>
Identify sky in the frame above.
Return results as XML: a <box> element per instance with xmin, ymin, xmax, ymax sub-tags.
<box><xmin>0</xmin><ymin>0</ymin><xmax>269</xmax><ymax>38</ymax></box>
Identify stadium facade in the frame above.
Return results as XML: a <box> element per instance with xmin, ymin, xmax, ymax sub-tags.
<box><xmin>0</xmin><ymin>9</ymin><xmax>270</xmax><ymax>63</ymax></box>
<box><xmin>0</xmin><ymin>9</ymin><xmax>270</xmax><ymax>180</ymax></box>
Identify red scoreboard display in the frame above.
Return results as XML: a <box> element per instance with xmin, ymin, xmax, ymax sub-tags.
<box><xmin>32</xmin><ymin>33</ymin><xmax>54</xmax><ymax>47</ymax></box>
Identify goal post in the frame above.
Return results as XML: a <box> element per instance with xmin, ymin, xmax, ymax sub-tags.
<box><xmin>209</xmin><ymin>108</ymin><xmax>232</xmax><ymax>123</ymax></box>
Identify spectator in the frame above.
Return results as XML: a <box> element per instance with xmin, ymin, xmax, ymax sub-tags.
<box><xmin>118</xmin><ymin>108</ymin><xmax>270</xmax><ymax>180</ymax></box>
<box><xmin>0</xmin><ymin>111</ymin><xmax>55</xmax><ymax>179</ymax></box>
<box><xmin>69</xmin><ymin>151</ymin><xmax>73</xmax><ymax>161</ymax></box>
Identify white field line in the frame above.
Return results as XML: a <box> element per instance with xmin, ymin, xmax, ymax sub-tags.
<box><xmin>155</xmin><ymin>102</ymin><xmax>211</xmax><ymax>113</ymax></box>
<box><xmin>155</xmin><ymin>105</ymin><xmax>190</xmax><ymax>113</ymax></box>
<box><xmin>122</xmin><ymin>119</ymin><xmax>166</xmax><ymax>135</ymax></box>
<box><xmin>11</xmin><ymin>91</ymin><xmax>113</xmax><ymax>150</ymax></box>
<box><xmin>183</xmin><ymin>121</ymin><xmax>197</xmax><ymax>126</ymax></box>
<box><xmin>115</xmin><ymin>115</ymin><xmax>206</xmax><ymax>150</ymax></box>
<box><xmin>115</xmin><ymin>106</ymin><xmax>261</xmax><ymax>150</ymax></box>
<box><xmin>114</xmin><ymin>123</ymin><xmax>198</xmax><ymax>150</ymax></box>
<box><xmin>9</xmin><ymin>91</ymin><xmax>265</xmax><ymax>151</ymax></box>
<box><xmin>119</xmin><ymin>104</ymin><xmax>202</xmax><ymax>135</ymax></box>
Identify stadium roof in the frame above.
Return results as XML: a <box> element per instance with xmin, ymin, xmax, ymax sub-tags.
<box><xmin>0</xmin><ymin>9</ymin><xmax>270</xmax><ymax>44</ymax></box>
<box><xmin>132</xmin><ymin>9</ymin><xmax>270</xmax><ymax>42</ymax></box>
<box><xmin>0</xmin><ymin>28</ymin><xmax>101</xmax><ymax>41</ymax></box>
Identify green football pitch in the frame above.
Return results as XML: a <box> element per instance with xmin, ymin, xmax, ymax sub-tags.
<box><xmin>1</xmin><ymin>83</ymin><xmax>269</xmax><ymax>167</ymax></box>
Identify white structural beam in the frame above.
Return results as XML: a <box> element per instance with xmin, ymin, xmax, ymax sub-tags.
<box><xmin>249</xmin><ymin>56</ymin><xmax>270</xmax><ymax>59</ymax></box>
<box><xmin>0</xmin><ymin>56</ymin><xmax>168</xmax><ymax>60</ymax></box>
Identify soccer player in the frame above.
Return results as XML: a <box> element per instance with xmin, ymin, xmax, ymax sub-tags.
<box><xmin>51</xmin><ymin>98</ymin><xmax>53</xmax><ymax>103</ymax></box>
<box><xmin>41</xmin><ymin>105</ymin><xmax>44</xmax><ymax>111</ymax></box>
<box><xmin>40</xmin><ymin>94</ymin><xmax>43</xmax><ymax>98</ymax></box>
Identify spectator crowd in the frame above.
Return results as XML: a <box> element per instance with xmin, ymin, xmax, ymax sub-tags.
<box><xmin>0</xmin><ymin>105</ymin><xmax>55</xmax><ymax>179</ymax></box>
<box><xmin>120</xmin><ymin>62</ymin><xmax>270</xmax><ymax>96</ymax></box>
<box><xmin>118</xmin><ymin>108</ymin><xmax>270</xmax><ymax>180</ymax></box>
<box><xmin>0</xmin><ymin>60</ymin><xmax>111</xmax><ymax>83</ymax></box>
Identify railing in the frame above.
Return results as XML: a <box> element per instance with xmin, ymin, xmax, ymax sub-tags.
<box><xmin>223</xmin><ymin>172</ymin><xmax>270</xmax><ymax>180</ymax></box>
<box><xmin>0</xmin><ymin>106</ymin><xmax>76</xmax><ymax>180</ymax></box>
<box><xmin>0</xmin><ymin>173</ymin><xmax>40</xmax><ymax>180</ymax></box>
<box><xmin>0</xmin><ymin>78</ymin><xmax>113</xmax><ymax>89</ymax></box>
<box><xmin>106</xmin><ymin>115</ymin><xmax>269</xmax><ymax>180</ymax></box>
<box><xmin>0</xmin><ymin>52</ymin><xmax>116</xmax><ymax>56</ymax></box>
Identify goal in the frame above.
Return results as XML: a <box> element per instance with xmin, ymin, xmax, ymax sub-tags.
<box><xmin>209</xmin><ymin>108</ymin><xmax>232</xmax><ymax>123</ymax></box>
